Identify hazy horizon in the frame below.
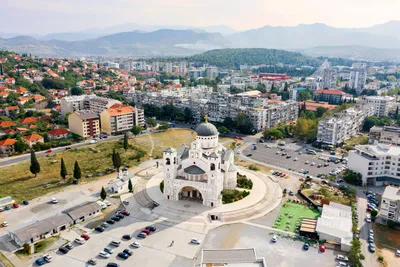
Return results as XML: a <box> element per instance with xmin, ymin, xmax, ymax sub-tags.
<box><xmin>3</xmin><ymin>0</ymin><xmax>400</xmax><ymax>35</ymax></box>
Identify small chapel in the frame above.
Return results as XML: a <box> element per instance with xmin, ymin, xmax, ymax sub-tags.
<box><xmin>162</xmin><ymin>117</ymin><xmax>237</xmax><ymax>207</ymax></box>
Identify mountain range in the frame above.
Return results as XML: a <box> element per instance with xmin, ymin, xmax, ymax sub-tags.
<box><xmin>1</xmin><ymin>21</ymin><xmax>400</xmax><ymax>61</ymax></box>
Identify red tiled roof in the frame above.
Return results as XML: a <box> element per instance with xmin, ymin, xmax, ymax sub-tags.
<box><xmin>6</xmin><ymin>106</ymin><xmax>19</xmax><ymax>111</ymax></box>
<box><xmin>48</xmin><ymin>128</ymin><xmax>69</xmax><ymax>136</ymax></box>
<box><xmin>315</xmin><ymin>89</ymin><xmax>345</xmax><ymax>95</ymax></box>
<box><xmin>0</xmin><ymin>138</ymin><xmax>16</xmax><ymax>146</ymax></box>
<box><xmin>23</xmin><ymin>134</ymin><xmax>43</xmax><ymax>141</ymax></box>
<box><xmin>20</xmin><ymin>117</ymin><xmax>38</xmax><ymax>124</ymax></box>
<box><xmin>0</xmin><ymin>121</ymin><xmax>14</xmax><ymax>127</ymax></box>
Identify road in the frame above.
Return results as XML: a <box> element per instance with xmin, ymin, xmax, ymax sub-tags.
<box><xmin>357</xmin><ymin>193</ymin><xmax>379</xmax><ymax>267</ymax></box>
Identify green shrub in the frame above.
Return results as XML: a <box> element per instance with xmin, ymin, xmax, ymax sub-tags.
<box><xmin>388</xmin><ymin>220</ymin><xmax>396</xmax><ymax>229</ymax></box>
<box><xmin>248</xmin><ymin>164</ymin><xmax>259</xmax><ymax>171</ymax></box>
<box><xmin>160</xmin><ymin>180</ymin><xmax>164</xmax><ymax>193</ymax></box>
<box><xmin>237</xmin><ymin>173</ymin><xmax>253</xmax><ymax>189</ymax></box>
<box><xmin>378</xmin><ymin>256</ymin><xmax>384</xmax><ymax>262</ymax></box>
<box><xmin>221</xmin><ymin>189</ymin><xmax>250</xmax><ymax>204</ymax></box>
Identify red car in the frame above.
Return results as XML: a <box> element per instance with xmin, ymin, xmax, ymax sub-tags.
<box><xmin>13</xmin><ymin>202</ymin><xmax>19</xmax><ymax>208</ymax></box>
<box><xmin>65</xmin><ymin>147</ymin><xmax>72</xmax><ymax>150</ymax></box>
<box><xmin>121</xmin><ymin>210</ymin><xmax>130</xmax><ymax>216</ymax></box>
<box><xmin>81</xmin><ymin>233</ymin><xmax>90</xmax><ymax>240</ymax></box>
<box><xmin>280</xmin><ymin>173</ymin><xmax>286</xmax><ymax>177</ymax></box>
<box><xmin>238</xmin><ymin>137</ymin><xmax>244</xmax><ymax>140</ymax></box>
<box><xmin>234</xmin><ymin>136</ymin><xmax>239</xmax><ymax>139</ymax></box>
<box><xmin>45</xmin><ymin>149</ymin><xmax>52</xmax><ymax>153</ymax></box>
<box><xmin>319</xmin><ymin>245</ymin><xmax>326</xmax><ymax>252</ymax></box>
<box><xmin>141</xmin><ymin>229</ymin><xmax>150</xmax><ymax>235</ymax></box>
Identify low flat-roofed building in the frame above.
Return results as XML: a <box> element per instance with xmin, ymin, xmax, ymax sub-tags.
<box><xmin>316</xmin><ymin>202</ymin><xmax>353</xmax><ymax>252</ymax></box>
<box><xmin>200</xmin><ymin>248</ymin><xmax>266</xmax><ymax>267</ymax></box>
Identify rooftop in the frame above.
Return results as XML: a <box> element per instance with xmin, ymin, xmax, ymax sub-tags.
<box><xmin>382</xmin><ymin>186</ymin><xmax>400</xmax><ymax>201</ymax></box>
<box><xmin>355</xmin><ymin>144</ymin><xmax>400</xmax><ymax>157</ymax></box>
<box><xmin>73</xmin><ymin>110</ymin><xmax>99</xmax><ymax>120</ymax></box>
<box><xmin>62</xmin><ymin>202</ymin><xmax>101</xmax><ymax>220</ymax></box>
<box><xmin>316</xmin><ymin>203</ymin><xmax>352</xmax><ymax>243</ymax></box>
<box><xmin>201</xmin><ymin>248</ymin><xmax>266</xmax><ymax>267</ymax></box>
<box><xmin>315</xmin><ymin>89</ymin><xmax>345</xmax><ymax>95</ymax></box>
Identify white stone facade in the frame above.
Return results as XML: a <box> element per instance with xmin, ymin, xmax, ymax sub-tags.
<box><xmin>162</xmin><ymin>122</ymin><xmax>237</xmax><ymax>207</ymax></box>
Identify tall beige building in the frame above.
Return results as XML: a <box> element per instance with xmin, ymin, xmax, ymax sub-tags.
<box><xmin>100</xmin><ymin>104</ymin><xmax>144</xmax><ymax>135</ymax></box>
<box><xmin>68</xmin><ymin>111</ymin><xmax>100</xmax><ymax>138</ymax></box>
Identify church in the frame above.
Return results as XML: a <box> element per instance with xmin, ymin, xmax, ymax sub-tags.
<box><xmin>162</xmin><ymin>118</ymin><xmax>237</xmax><ymax>207</ymax></box>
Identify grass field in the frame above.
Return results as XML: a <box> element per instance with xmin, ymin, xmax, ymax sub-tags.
<box><xmin>0</xmin><ymin>129</ymin><xmax>195</xmax><ymax>202</ymax></box>
<box><xmin>373</xmin><ymin>223</ymin><xmax>400</xmax><ymax>250</ymax></box>
<box><xmin>345</xmin><ymin>135</ymin><xmax>369</xmax><ymax>146</ymax></box>
<box><xmin>273</xmin><ymin>201</ymin><xmax>321</xmax><ymax>233</ymax></box>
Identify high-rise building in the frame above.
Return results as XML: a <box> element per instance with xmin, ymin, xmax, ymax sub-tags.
<box><xmin>205</xmin><ymin>67</ymin><xmax>219</xmax><ymax>79</ymax></box>
<box><xmin>165</xmin><ymin>62</ymin><xmax>173</xmax><ymax>73</ymax></box>
<box><xmin>349</xmin><ymin>63</ymin><xmax>367</xmax><ymax>89</ymax></box>
<box><xmin>68</xmin><ymin>111</ymin><xmax>100</xmax><ymax>138</ymax></box>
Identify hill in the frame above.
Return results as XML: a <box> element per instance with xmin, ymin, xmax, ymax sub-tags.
<box><xmin>168</xmin><ymin>48</ymin><xmax>321</xmax><ymax>69</ymax></box>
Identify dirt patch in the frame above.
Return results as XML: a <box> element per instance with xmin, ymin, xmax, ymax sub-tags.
<box><xmin>373</xmin><ymin>223</ymin><xmax>400</xmax><ymax>249</ymax></box>
<box><xmin>379</xmin><ymin>248</ymin><xmax>397</xmax><ymax>267</ymax></box>
<box><xmin>219</xmin><ymin>224</ymin><xmax>244</xmax><ymax>248</ymax></box>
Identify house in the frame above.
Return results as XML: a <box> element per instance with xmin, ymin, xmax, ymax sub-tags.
<box><xmin>379</xmin><ymin>186</ymin><xmax>400</xmax><ymax>224</ymax></box>
<box><xmin>20</xmin><ymin>117</ymin><xmax>38</xmax><ymax>124</ymax></box>
<box><xmin>48</xmin><ymin>128</ymin><xmax>69</xmax><ymax>140</ymax></box>
<box><xmin>108</xmin><ymin>168</ymin><xmax>133</xmax><ymax>193</ymax></box>
<box><xmin>0</xmin><ymin>121</ymin><xmax>14</xmax><ymax>128</ymax></box>
<box><xmin>5</xmin><ymin>78</ymin><xmax>15</xmax><ymax>85</ymax></box>
<box><xmin>23</xmin><ymin>134</ymin><xmax>44</xmax><ymax>147</ymax></box>
<box><xmin>62</xmin><ymin>202</ymin><xmax>102</xmax><ymax>224</ymax></box>
<box><xmin>316</xmin><ymin>202</ymin><xmax>353</xmax><ymax>252</ymax></box>
<box><xmin>16</xmin><ymin>87</ymin><xmax>28</xmax><ymax>96</ymax></box>
<box><xmin>313</xmin><ymin>89</ymin><xmax>345</xmax><ymax>104</ymax></box>
<box><xmin>0</xmin><ymin>138</ymin><xmax>16</xmax><ymax>155</ymax></box>
<box><xmin>0</xmin><ymin>91</ymin><xmax>8</xmax><ymax>98</ymax></box>
<box><xmin>4</xmin><ymin>106</ymin><xmax>20</xmax><ymax>117</ymax></box>
<box><xmin>17</xmin><ymin>97</ymin><xmax>30</xmax><ymax>105</ymax></box>
<box><xmin>9</xmin><ymin>214</ymin><xmax>73</xmax><ymax>247</ymax></box>
<box><xmin>31</xmin><ymin>94</ymin><xmax>46</xmax><ymax>102</ymax></box>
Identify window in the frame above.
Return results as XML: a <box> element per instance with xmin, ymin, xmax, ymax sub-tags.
<box><xmin>166</xmin><ymin>158</ymin><xmax>170</xmax><ymax>165</ymax></box>
<box><xmin>211</xmin><ymin>163</ymin><xmax>215</xmax><ymax>171</ymax></box>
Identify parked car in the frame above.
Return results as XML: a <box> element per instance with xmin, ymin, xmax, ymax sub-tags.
<box><xmin>191</xmin><ymin>238</ymin><xmax>201</xmax><ymax>244</ymax></box>
<box><xmin>336</xmin><ymin>263</ymin><xmax>348</xmax><ymax>267</ymax></box>
<box><xmin>45</xmin><ymin>149</ymin><xmax>52</xmax><ymax>153</ymax></box>
<box><xmin>59</xmin><ymin>246</ymin><xmax>69</xmax><ymax>254</ymax></box>
<box><xmin>99</xmin><ymin>251</ymin><xmax>110</xmax><ymax>258</ymax></box>
<box><xmin>116</xmin><ymin>214</ymin><xmax>124</xmax><ymax>219</ymax></box>
<box><xmin>74</xmin><ymin>237</ymin><xmax>85</xmax><ymax>244</ymax></box>
<box><xmin>110</xmin><ymin>240</ymin><xmax>121</xmax><ymax>247</ymax></box>
<box><xmin>319</xmin><ymin>245</ymin><xmax>326</xmax><ymax>252</ymax></box>
<box><xmin>2</xmin><ymin>221</ymin><xmax>8</xmax><ymax>227</ymax></box>
<box><xmin>81</xmin><ymin>233</ymin><xmax>90</xmax><ymax>240</ymax></box>
<box><xmin>101</xmin><ymin>222</ymin><xmax>109</xmax><ymax>228</ymax></box>
<box><xmin>65</xmin><ymin>243</ymin><xmax>74</xmax><ymax>250</ymax></box>
<box><xmin>65</xmin><ymin>147</ymin><xmax>72</xmax><ymax>150</ymax></box>
<box><xmin>271</xmin><ymin>235</ymin><xmax>278</xmax><ymax>242</ymax></box>
<box><xmin>303</xmin><ymin>242</ymin><xmax>310</xmax><ymax>250</ymax></box>
<box><xmin>87</xmin><ymin>258</ymin><xmax>97</xmax><ymax>265</ymax></box>
<box><xmin>137</xmin><ymin>232</ymin><xmax>147</xmax><ymax>238</ymax></box>
<box><xmin>336</xmin><ymin>255</ymin><xmax>349</xmax><ymax>262</ymax></box>
<box><xmin>131</xmin><ymin>241</ymin><xmax>141</xmax><ymax>248</ymax></box>
<box><xmin>95</xmin><ymin>226</ymin><xmax>105</xmax><ymax>232</ymax></box>
<box><xmin>106</xmin><ymin>263</ymin><xmax>119</xmax><ymax>267</ymax></box>
<box><xmin>50</xmin><ymin>198</ymin><xmax>58</xmax><ymax>204</ymax></box>
<box><xmin>35</xmin><ymin>258</ymin><xmax>46</xmax><ymax>266</ymax></box>
<box><xmin>89</xmin><ymin>140</ymin><xmax>97</xmax><ymax>144</ymax></box>
<box><xmin>4</xmin><ymin>205</ymin><xmax>11</xmax><ymax>210</ymax></box>
<box><xmin>111</xmin><ymin>216</ymin><xmax>120</xmax><ymax>222</ymax></box>
<box><xmin>118</xmin><ymin>252</ymin><xmax>129</xmax><ymax>259</ymax></box>
<box><xmin>122</xmin><ymin>234</ymin><xmax>131</xmax><ymax>240</ymax></box>
<box><xmin>123</xmin><ymin>249</ymin><xmax>133</xmax><ymax>256</ymax></box>
<box><xmin>121</xmin><ymin>210</ymin><xmax>130</xmax><ymax>216</ymax></box>
<box><xmin>13</xmin><ymin>202</ymin><xmax>19</xmax><ymax>208</ymax></box>
<box><xmin>396</xmin><ymin>250</ymin><xmax>400</xmax><ymax>256</ymax></box>
<box><xmin>104</xmin><ymin>247</ymin><xmax>114</xmax><ymax>254</ymax></box>
<box><xmin>0</xmin><ymin>207</ymin><xmax>4</xmax><ymax>212</ymax></box>
<box><xmin>145</xmin><ymin>226</ymin><xmax>157</xmax><ymax>232</ymax></box>
<box><xmin>141</xmin><ymin>229</ymin><xmax>151</xmax><ymax>235</ymax></box>
<box><xmin>369</xmin><ymin>244</ymin><xmax>375</xmax><ymax>253</ymax></box>
<box><xmin>43</xmin><ymin>254</ymin><xmax>52</xmax><ymax>262</ymax></box>
<box><xmin>106</xmin><ymin>219</ymin><xmax>115</xmax><ymax>224</ymax></box>
<box><xmin>103</xmin><ymin>200</ymin><xmax>111</xmax><ymax>206</ymax></box>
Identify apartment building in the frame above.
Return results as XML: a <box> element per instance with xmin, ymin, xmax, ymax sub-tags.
<box><xmin>349</xmin><ymin>63</ymin><xmax>367</xmax><ymax>89</ymax></box>
<box><xmin>369</xmin><ymin>126</ymin><xmax>400</xmax><ymax>146</ymax></box>
<box><xmin>313</xmin><ymin>89</ymin><xmax>345</xmax><ymax>104</ymax></box>
<box><xmin>348</xmin><ymin>144</ymin><xmax>400</xmax><ymax>186</ymax></box>
<box><xmin>265</xmin><ymin>100</ymin><xmax>298</xmax><ymax>128</ymax></box>
<box><xmin>100</xmin><ymin>104</ymin><xmax>144</xmax><ymax>135</ymax></box>
<box><xmin>68</xmin><ymin>111</ymin><xmax>100</xmax><ymax>138</ymax></box>
<box><xmin>317</xmin><ymin>105</ymin><xmax>374</xmax><ymax>147</ymax></box>
<box><xmin>361</xmin><ymin>95</ymin><xmax>391</xmax><ymax>118</ymax></box>
<box><xmin>60</xmin><ymin>95</ymin><xmax>121</xmax><ymax>116</ymax></box>
<box><xmin>380</xmin><ymin>186</ymin><xmax>400</xmax><ymax>224</ymax></box>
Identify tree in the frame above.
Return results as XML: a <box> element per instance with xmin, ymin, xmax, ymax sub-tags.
<box><xmin>60</xmin><ymin>157</ymin><xmax>67</xmax><ymax>180</ymax></box>
<box><xmin>128</xmin><ymin>178</ymin><xmax>133</xmax><ymax>193</ymax></box>
<box><xmin>218</xmin><ymin>126</ymin><xmax>230</xmax><ymax>136</ymax></box>
<box><xmin>100</xmin><ymin>186</ymin><xmax>107</xmax><ymax>201</ymax></box>
<box><xmin>283</xmin><ymin>82</ymin><xmax>288</xmax><ymax>92</ymax></box>
<box><xmin>395</xmin><ymin>106</ymin><xmax>399</xmax><ymax>120</ymax></box>
<box><xmin>234</xmin><ymin>113</ymin><xmax>254</xmax><ymax>134</ymax></box>
<box><xmin>223</xmin><ymin>117</ymin><xmax>235</xmax><ymax>130</ymax></box>
<box><xmin>113</xmin><ymin>151</ymin><xmax>121</xmax><ymax>171</ymax></box>
<box><xmin>131</xmin><ymin>125</ymin><xmax>143</xmax><ymax>136</ymax></box>
<box><xmin>184</xmin><ymin>107</ymin><xmax>193</xmax><ymax>122</ymax></box>
<box><xmin>70</xmin><ymin>87</ymin><xmax>83</xmax><ymax>96</ymax></box>
<box><xmin>123</xmin><ymin>133</ymin><xmax>129</xmax><ymax>152</ymax></box>
<box><xmin>297</xmin><ymin>90</ymin><xmax>312</xmax><ymax>101</ymax></box>
<box><xmin>146</xmin><ymin>117</ymin><xmax>157</xmax><ymax>127</ymax></box>
<box><xmin>263</xmin><ymin>128</ymin><xmax>283</xmax><ymax>140</ymax></box>
<box><xmin>29</xmin><ymin>150</ymin><xmax>41</xmax><ymax>177</ymax></box>
<box><xmin>73</xmin><ymin>161</ymin><xmax>81</xmax><ymax>180</ymax></box>
<box><xmin>158</xmin><ymin>122</ymin><xmax>170</xmax><ymax>130</ymax></box>
<box><xmin>387</xmin><ymin>220</ymin><xmax>396</xmax><ymax>229</ymax></box>
<box><xmin>343</xmin><ymin>170</ymin><xmax>362</xmax><ymax>186</ymax></box>
<box><xmin>14</xmin><ymin>140</ymin><xmax>28</xmax><ymax>154</ymax></box>
<box><xmin>315</xmin><ymin>107</ymin><xmax>328</xmax><ymax>118</ymax></box>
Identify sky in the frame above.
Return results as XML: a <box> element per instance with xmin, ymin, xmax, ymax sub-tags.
<box><xmin>2</xmin><ymin>0</ymin><xmax>400</xmax><ymax>34</ymax></box>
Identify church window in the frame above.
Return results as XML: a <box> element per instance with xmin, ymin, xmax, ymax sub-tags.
<box><xmin>174</xmin><ymin>157</ymin><xmax>176</xmax><ymax>164</ymax></box>
<box><xmin>211</xmin><ymin>163</ymin><xmax>215</xmax><ymax>171</ymax></box>
<box><xmin>166</xmin><ymin>158</ymin><xmax>171</xmax><ymax>165</ymax></box>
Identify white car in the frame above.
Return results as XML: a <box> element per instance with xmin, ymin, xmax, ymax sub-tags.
<box><xmin>311</xmin><ymin>162</ymin><xmax>316</xmax><ymax>166</ymax></box>
<box><xmin>43</xmin><ymin>254</ymin><xmax>52</xmax><ymax>262</ymax></box>
<box><xmin>276</xmin><ymin>151</ymin><xmax>281</xmax><ymax>154</ymax></box>
<box><xmin>271</xmin><ymin>235</ymin><xmax>278</xmax><ymax>242</ymax></box>
<box><xmin>396</xmin><ymin>250</ymin><xmax>400</xmax><ymax>256</ymax></box>
<box><xmin>131</xmin><ymin>241</ymin><xmax>141</xmax><ymax>248</ymax></box>
<box><xmin>99</xmin><ymin>251</ymin><xmax>110</xmax><ymax>258</ymax></box>
<box><xmin>51</xmin><ymin>198</ymin><xmax>58</xmax><ymax>204</ymax></box>
<box><xmin>337</xmin><ymin>263</ymin><xmax>348</xmax><ymax>267</ymax></box>
<box><xmin>336</xmin><ymin>255</ymin><xmax>349</xmax><ymax>262</ymax></box>
<box><xmin>0</xmin><ymin>207</ymin><xmax>4</xmax><ymax>212</ymax></box>
<box><xmin>305</xmin><ymin>160</ymin><xmax>310</xmax><ymax>164</ymax></box>
<box><xmin>191</xmin><ymin>238</ymin><xmax>201</xmax><ymax>244</ymax></box>
<box><xmin>366</xmin><ymin>217</ymin><xmax>371</xmax><ymax>223</ymax></box>
<box><xmin>89</xmin><ymin>140</ymin><xmax>97</xmax><ymax>144</ymax></box>
<box><xmin>294</xmin><ymin>157</ymin><xmax>298</xmax><ymax>161</ymax></box>
<box><xmin>74</xmin><ymin>237</ymin><xmax>85</xmax><ymax>244</ymax></box>
<box><xmin>103</xmin><ymin>200</ymin><xmax>111</xmax><ymax>206</ymax></box>
<box><xmin>2</xmin><ymin>221</ymin><xmax>8</xmax><ymax>227</ymax></box>
<box><xmin>97</xmin><ymin>201</ymin><xmax>107</xmax><ymax>209</ymax></box>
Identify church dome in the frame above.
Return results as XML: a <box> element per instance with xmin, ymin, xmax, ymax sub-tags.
<box><xmin>195</xmin><ymin>122</ymin><xmax>218</xmax><ymax>136</ymax></box>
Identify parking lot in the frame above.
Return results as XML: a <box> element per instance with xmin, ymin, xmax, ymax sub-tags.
<box><xmin>243</xmin><ymin>142</ymin><xmax>346</xmax><ymax>178</ymax></box>
<box><xmin>34</xmin><ymin>211</ymin><xmax>206</xmax><ymax>267</ymax></box>
<box><xmin>201</xmin><ymin>223</ymin><xmax>341</xmax><ymax>267</ymax></box>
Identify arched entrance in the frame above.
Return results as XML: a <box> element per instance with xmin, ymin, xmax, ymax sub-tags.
<box><xmin>178</xmin><ymin>186</ymin><xmax>203</xmax><ymax>204</ymax></box>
